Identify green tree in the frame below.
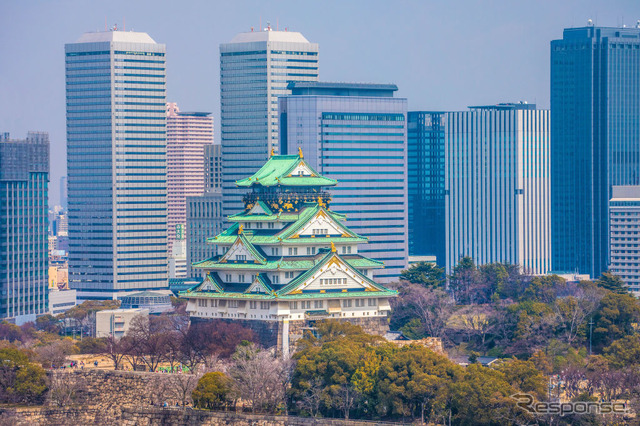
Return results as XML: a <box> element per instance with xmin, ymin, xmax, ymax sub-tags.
<box><xmin>522</xmin><ymin>274</ymin><xmax>566</xmax><ymax>303</ymax></box>
<box><xmin>449</xmin><ymin>364</ymin><xmax>529</xmax><ymax>425</ymax></box>
<box><xmin>399</xmin><ymin>318</ymin><xmax>426</xmax><ymax>339</ymax></box>
<box><xmin>376</xmin><ymin>344</ymin><xmax>462</xmax><ymax>422</ymax></box>
<box><xmin>603</xmin><ymin>333</ymin><xmax>640</xmax><ymax>369</ymax></box>
<box><xmin>493</xmin><ymin>358</ymin><xmax>546</xmax><ymax>399</ymax></box>
<box><xmin>449</xmin><ymin>256</ymin><xmax>480</xmax><ymax>304</ymax></box>
<box><xmin>0</xmin><ymin>346</ymin><xmax>48</xmax><ymax>404</ymax></box>
<box><xmin>592</xmin><ymin>292</ymin><xmax>640</xmax><ymax>349</ymax></box>
<box><xmin>192</xmin><ymin>372</ymin><xmax>233</xmax><ymax>409</ymax></box>
<box><xmin>596</xmin><ymin>272</ymin><xmax>629</xmax><ymax>295</ymax></box>
<box><xmin>400</xmin><ymin>262</ymin><xmax>445</xmax><ymax>288</ymax></box>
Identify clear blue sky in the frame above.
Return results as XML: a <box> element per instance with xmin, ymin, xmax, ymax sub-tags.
<box><xmin>1</xmin><ymin>0</ymin><xmax>638</xmax><ymax>205</ymax></box>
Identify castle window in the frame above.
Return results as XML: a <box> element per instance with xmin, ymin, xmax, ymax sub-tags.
<box><xmin>355</xmin><ymin>299</ymin><xmax>365</xmax><ymax>307</ymax></box>
<box><xmin>342</xmin><ymin>299</ymin><xmax>352</xmax><ymax>308</ymax></box>
<box><xmin>255</xmin><ymin>222</ymin><xmax>263</xmax><ymax>229</ymax></box>
<box><xmin>271</xmin><ymin>247</ymin><xmax>278</xmax><ymax>256</ymax></box>
<box><xmin>314</xmin><ymin>300</ymin><xmax>323</xmax><ymax>309</ymax></box>
<box><xmin>236</xmin><ymin>255</ymin><xmax>246</xmax><ymax>261</ymax></box>
<box><xmin>211</xmin><ymin>300</ymin><xmax>218</xmax><ymax>307</ymax></box>
<box><xmin>268</xmin><ymin>222</ymin><xmax>275</xmax><ymax>229</ymax></box>
<box><xmin>312</xmin><ymin>228</ymin><xmax>328</xmax><ymax>235</ymax></box>
<box><xmin>225</xmin><ymin>274</ymin><xmax>232</xmax><ymax>282</ymax></box>
<box><xmin>285</xmin><ymin>271</ymin><xmax>295</xmax><ymax>279</ymax></box>
<box><xmin>238</xmin><ymin>274</ymin><xmax>245</xmax><ymax>282</ymax></box>
<box><xmin>288</xmin><ymin>247</ymin><xmax>298</xmax><ymax>255</ymax></box>
<box><xmin>289</xmin><ymin>301</ymin><xmax>298</xmax><ymax>309</ymax></box>
<box><xmin>228</xmin><ymin>300</ymin><xmax>239</xmax><ymax>308</ymax></box>
<box><xmin>307</xmin><ymin>247</ymin><xmax>316</xmax><ymax>255</ymax></box>
<box><xmin>249</xmin><ymin>301</ymin><xmax>257</xmax><ymax>309</ymax></box>
<box><xmin>260</xmin><ymin>301</ymin><xmax>270</xmax><ymax>310</ymax></box>
<box><xmin>368</xmin><ymin>298</ymin><xmax>376</xmax><ymax>307</ymax></box>
<box><xmin>272</xmin><ymin>275</ymin><xmax>280</xmax><ymax>284</ymax></box>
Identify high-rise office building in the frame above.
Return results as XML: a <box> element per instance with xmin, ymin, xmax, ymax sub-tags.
<box><xmin>279</xmin><ymin>82</ymin><xmax>408</xmax><ymax>282</ymax></box>
<box><xmin>407</xmin><ymin>112</ymin><xmax>446</xmax><ymax>266</ymax></box>
<box><xmin>551</xmin><ymin>25</ymin><xmax>640</xmax><ymax>278</ymax></box>
<box><xmin>187</xmin><ymin>143</ymin><xmax>223</xmax><ymax>278</ymax></box>
<box><xmin>220</xmin><ymin>27</ymin><xmax>319</xmax><ymax>216</ymax></box>
<box><xmin>445</xmin><ymin>103</ymin><xmax>550</xmax><ymax>274</ymax></box>
<box><xmin>166</xmin><ymin>103</ymin><xmax>214</xmax><ymax>249</ymax></box>
<box><xmin>65</xmin><ymin>30</ymin><xmax>168</xmax><ymax>300</ymax></box>
<box><xmin>609</xmin><ymin>185</ymin><xmax>640</xmax><ymax>296</ymax></box>
<box><xmin>59</xmin><ymin>176</ymin><xmax>67</xmax><ymax>210</ymax></box>
<box><xmin>0</xmin><ymin>132</ymin><xmax>49</xmax><ymax>324</ymax></box>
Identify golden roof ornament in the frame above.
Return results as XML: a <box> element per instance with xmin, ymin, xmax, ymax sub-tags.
<box><xmin>331</xmin><ymin>241</ymin><xmax>336</xmax><ymax>253</ymax></box>
<box><xmin>270</xmin><ymin>147</ymin><xmax>275</xmax><ymax>157</ymax></box>
<box><xmin>298</xmin><ymin>147</ymin><xmax>303</xmax><ymax>158</ymax></box>
<box><xmin>238</xmin><ymin>224</ymin><xmax>243</xmax><ymax>234</ymax></box>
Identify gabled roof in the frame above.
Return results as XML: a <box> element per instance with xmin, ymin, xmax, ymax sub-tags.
<box><xmin>217</xmin><ymin>233</ymin><xmax>267</xmax><ymax>265</ymax></box>
<box><xmin>194</xmin><ymin>273</ymin><xmax>224</xmax><ymax>293</ymax></box>
<box><xmin>278</xmin><ymin>205</ymin><xmax>361</xmax><ymax>240</ymax></box>
<box><xmin>236</xmin><ymin>154</ymin><xmax>336</xmax><ymax>188</ymax></box>
<box><xmin>244</xmin><ymin>274</ymin><xmax>274</xmax><ymax>294</ymax></box>
<box><xmin>276</xmin><ymin>251</ymin><xmax>389</xmax><ymax>296</ymax></box>
<box><xmin>192</xmin><ymin>255</ymin><xmax>383</xmax><ymax>271</ymax></box>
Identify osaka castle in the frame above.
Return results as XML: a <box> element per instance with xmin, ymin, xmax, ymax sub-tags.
<box><xmin>180</xmin><ymin>150</ymin><xmax>397</xmax><ymax>354</ymax></box>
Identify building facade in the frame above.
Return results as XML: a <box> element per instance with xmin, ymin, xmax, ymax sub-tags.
<box><xmin>609</xmin><ymin>186</ymin><xmax>640</xmax><ymax>296</ymax></box>
<box><xmin>220</xmin><ymin>27</ymin><xmax>319</xmax><ymax>216</ymax></box>
<box><xmin>279</xmin><ymin>82</ymin><xmax>409</xmax><ymax>282</ymax></box>
<box><xmin>181</xmin><ymin>153</ymin><xmax>396</xmax><ymax>354</ymax></box>
<box><xmin>0</xmin><ymin>132</ymin><xmax>50</xmax><ymax>324</ymax></box>
<box><xmin>65</xmin><ymin>30</ymin><xmax>168</xmax><ymax>300</ymax></box>
<box><xmin>407</xmin><ymin>112</ymin><xmax>446</xmax><ymax>266</ymax></box>
<box><xmin>166</xmin><ymin>103</ymin><xmax>214</xmax><ymax>249</ymax></box>
<box><xmin>205</xmin><ymin>144</ymin><xmax>222</xmax><ymax>192</ymax></box>
<box><xmin>445</xmin><ymin>104</ymin><xmax>551</xmax><ymax>274</ymax></box>
<box><xmin>551</xmin><ymin>25</ymin><xmax>640</xmax><ymax>278</ymax></box>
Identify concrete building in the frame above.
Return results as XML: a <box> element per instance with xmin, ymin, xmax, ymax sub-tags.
<box><xmin>279</xmin><ymin>82</ymin><xmax>408</xmax><ymax>282</ymax></box>
<box><xmin>445</xmin><ymin>103</ymin><xmax>550</xmax><ymax>274</ymax></box>
<box><xmin>166</xmin><ymin>103</ymin><xmax>214</xmax><ymax>249</ymax></box>
<box><xmin>0</xmin><ymin>132</ymin><xmax>50</xmax><ymax>324</ymax></box>
<box><xmin>181</xmin><ymin>153</ymin><xmax>396</xmax><ymax>354</ymax></box>
<box><xmin>551</xmin><ymin>25</ymin><xmax>640</xmax><ymax>278</ymax></box>
<box><xmin>609</xmin><ymin>186</ymin><xmax>640</xmax><ymax>295</ymax></box>
<box><xmin>119</xmin><ymin>290</ymin><xmax>173</xmax><ymax>314</ymax></box>
<box><xmin>49</xmin><ymin>286</ymin><xmax>77</xmax><ymax>315</ymax></box>
<box><xmin>65</xmin><ymin>30</ymin><xmax>168</xmax><ymax>300</ymax></box>
<box><xmin>169</xmin><ymin>237</ymin><xmax>187</xmax><ymax>278</ymax></box>
<box><xmin>186</xmin><ymin>193</ymin><xmax>223</xmax><ymax>278</ymax></box>
<box><xmin>95</xmin><ymin>308</ymin><xmax>149</xmax><ymax>339</ymax></box>
<box><xmin>205</xmin><ymin>144</ymin><xmax>222</xmax><ymax>192</ymax></box>
<box><xmin>407</xmin><ymin>112</ymin><xmax>446</xmax><ymax>267</ymax></box>
<box><xmin>220</xmin><ymin>27</ymin><xmax>319</xmax><ymax>216</ymax></box>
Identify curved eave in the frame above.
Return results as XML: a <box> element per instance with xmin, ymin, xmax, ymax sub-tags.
<box><xmin>180</xmin><ymin>289</ymin><xmax>397</xmax><ymax>300</ymax></box>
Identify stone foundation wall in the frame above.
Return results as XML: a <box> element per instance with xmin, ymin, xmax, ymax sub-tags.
<box><xmin>1</xmin><ymin>406</ymin><xmax>399</xmax><ymax>426</ymax></box>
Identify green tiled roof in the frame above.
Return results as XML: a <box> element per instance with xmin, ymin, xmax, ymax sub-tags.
<box><xmin>192</xmin><ymin>255</ymin><xmax>383</xmax><ymax>271</ymax></box>
<box><xmin>236</xmin><ymin>154</ymin><xmax>337</xmax><ymax>187</ymax></box>
<box><xmin>211</xmin><ymin>205</ymin><xmax>362</xmax><ymax>245</ymax></box>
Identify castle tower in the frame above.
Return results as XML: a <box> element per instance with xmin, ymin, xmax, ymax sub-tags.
<box><xmin>180</xmin><ymin>150</ymin><xmax>396</xmax><ymax>354</ymax></box>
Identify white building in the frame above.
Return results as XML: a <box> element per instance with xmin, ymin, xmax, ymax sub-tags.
<box><xmin>65</xmin><ymin>30</ymin><xmax>168</xmax><ymax>300</ymax></box>
<box><xmin>220</xmin><ymin>26</ymin><xmax>319</xmax><ymax>216</ymax></box>
<box><xmin>609</xmin><ymin>186</ymin><xmax>640</xmax><ymax>295</ymax></box>
<box><xmin>49</xmin><ymin>287</ymin><xmax>77</xmax><ymax>316</ymax></box>
<box><xmin>445</xmin><ymin>103</ymin><xmax>551</xmax><ymax>274</ymax></box>
<box><xmin>95</xmin><ymin>308</ymin><xmax>149</xmax><ymax>339</ymax></box>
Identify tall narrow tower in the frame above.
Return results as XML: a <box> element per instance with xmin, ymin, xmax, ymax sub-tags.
<box><xmin>65</xmin><ymin>30</ymin><xmax>168</xmax><ymax>300</ymax></box>
<box><xmin>220</xmin><ymin>27</ymin><xmax>319</xmax><ymax>216</ymax></box>
<box><xmin>551</xmin><ymin>25</ymin><xmax>640</xmax><ymax>277</ymax></box>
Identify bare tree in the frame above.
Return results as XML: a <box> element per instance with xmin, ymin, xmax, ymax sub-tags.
<box><xmin>33</xmin><ymin>339</ymin><xmax>75</xmax><ymax>369</ymax></box>
<box><xmin>553</xmin><ymin>285</ymin><xmax>602</xmax><ymax>345</ymax></box>
<box><xmin>164</xmin><ymin>371</ymin><xmax>203</xmax><ymax>406</ymax></box>
<box><xmin>230</xmin><ymin>344</ymin><xmax>285</xmax><ymax>413</ymax></box>
<box><xmin>407</xmin><ymin>284</ymin><xmax>454</xmax><ymax>340</ymax></box>
<box><xmin>335</xmin><ymin>383</ymin><xmax>359</xmax><ymax>419</ymax></box>
<box><xmin>48</xmin><ymin>372</ymin><xmax>88</xmax><ymax>407</ymax></box>
<box><xmin>297</xmin><ymin>377</ymin><xmax>324</xmax><ymax>418</ymax></box>
<box><xmin>102</xmin><ymin>334</ymin><xmax>127</xmax><ymax>370</ymax></box>
<box><xmin>127</xmin><ymin>315</ymin><xmax>171</xmax><ymax>372</ymax></box>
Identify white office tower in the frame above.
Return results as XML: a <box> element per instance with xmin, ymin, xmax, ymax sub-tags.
<box><xmin>220</xmin><ymin>26</ymin><xmax>319</xmax><ymax>216</ymax></box>
<box><xmin>445</xmin><ymin>103</ymin><xmax>551</xmax><ymax>274</ymax></box>
<box><xmin>65</xmin><ymin>30</ymin><xmax>168</xmax><ymax>300</ymax></box>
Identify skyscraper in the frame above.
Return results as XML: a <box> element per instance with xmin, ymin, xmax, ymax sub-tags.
<box><xmin>220</xmin><ymin>27</ymin><xmax>319</xmax><ymax>216</ymax></box>
<box><xmin>0</xmin><ymin>132</ymin><xmax>49</xmax><ymax>324</ymax></box>
<box><xmin>65</xmin><ymin>30</ymin><xmax>168</xmax><ymax>300</ymax></box>
<box><xmin>445</xmin><ymin>103</ymin><xmax>550</xmax><ymax>274</ymax></box>
<box><xmin>551</xmin><ymin>25</ymin><xmax>640</xmax><ymax>278</ymax></box>
<box><xmin>279</xmin><ymin>82</ymin><xmax>408</xmax><ymax>283</ymax></box>
<box><xmin>407</xmin><ymin>112</ymin><xmax>446</xmax><ymax>266</ymax></box>
<box><xmin>166</xmin><ymin>103</ymin><xmax>214</xmax><ymax>249</ymax></box>
<box><xmin>609</xmin><ymin>185</ymin><xmax>640</xmax><ymax>296</ymax></box>
<box><xmin>187</xmin><ymin>144</ymin><xmax>223</xmax><ymax>278</ymax></box>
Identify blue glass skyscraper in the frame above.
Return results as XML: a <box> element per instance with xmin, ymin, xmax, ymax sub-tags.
<box><xmin>0</xmin><ymin>132</ymin><xmax>49</xmax><ymax>324</ymax></box>
<box><xmin>407</xmin><ymin>112</ymin><xmax>446</xmax><ymax>266</ymax></box>
<box><xmin>551</xmin><ymin>25</ymin><xmax>640</xmax><ymax>277</ymax></box>
<box><xmin>279</xmin><ymin>82</ymin><xmax>408</xmax><ymax>282</ymax></box>
<box><xmin>65</xmin><ymin>30</ymin><xmax>168</xmax><ymax>299</ymax></box>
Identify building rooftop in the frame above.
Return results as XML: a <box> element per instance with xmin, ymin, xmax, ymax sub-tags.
<box><xmin>561</xmin><ymin>24</ymin><xmax>640</xmax><ymax>40</ymax></box>
<box><xmin>468</xmin><ymin>102</ymin><xmax>536</xmax><ymax>111</ymax></box>
<box><xmin>289</xmin><ymin>82</ymin><xmax>398</xmax><ymax>97</ymax></box>
<box><xmin>74</xmin><ymin>30</ymin><xmax>157</xmax><ymax>44</ymax></box>
<box><xmin>228</xmin><ymin>29</ymin><xmax>310</xmax><ymax>44</ymax></box>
